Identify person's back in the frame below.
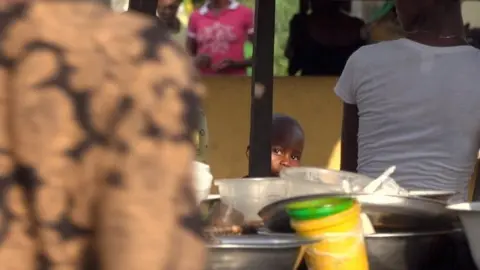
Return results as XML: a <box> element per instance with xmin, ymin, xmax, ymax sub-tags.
<box><xmin>336</xmin><ymin>0</ymin><xmax>480</xmax><ymax>201</ymax></box>
<box><xmin>0</xmin><ymin>0</ymin><xmax>205</xmax><ymax>269</ymax></box>
<box><xmin>337</xmin><ymin>39</ymin><xmax>480</xmax><ymax>199</ymax></box>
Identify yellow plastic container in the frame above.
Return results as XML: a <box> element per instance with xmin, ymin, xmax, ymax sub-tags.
<box><xmin>291</xmin><ymin>202</ymin><xmax>369</xmax><ymax>270</ymax></box>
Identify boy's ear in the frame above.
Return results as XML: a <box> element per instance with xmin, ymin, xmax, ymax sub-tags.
<box><xmin>245</xmin><ymin>146</ymin><xmax>250</xmax><ymax>158</ymax></box>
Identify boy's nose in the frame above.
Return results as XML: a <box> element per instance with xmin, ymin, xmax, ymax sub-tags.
<box><xmin>280</xmin><ymin>158</ymin><xmax>291</xmax><ymax>167</ymax></box>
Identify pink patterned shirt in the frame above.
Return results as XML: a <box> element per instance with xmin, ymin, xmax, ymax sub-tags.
<box><xmin>188</xmin><ymin>1</ymin><xmax>254</xmax><ymax>75</ymax></box>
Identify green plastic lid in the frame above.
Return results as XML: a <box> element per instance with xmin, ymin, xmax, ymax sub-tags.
<box><xmin>286</xmin><ymin>198</ymin><xmax>354</xmax><ymax>220</ymax></box>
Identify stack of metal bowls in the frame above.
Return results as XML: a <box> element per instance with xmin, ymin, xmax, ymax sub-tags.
<box><xmin>258</xmin><ymin>193</ymin><xmax>475</xmax><ymax>270</ymax></box>
<box><xmin>206</xmin><ymin>235</ymin><xmax>317</xmax><ymax>270</ymax></box>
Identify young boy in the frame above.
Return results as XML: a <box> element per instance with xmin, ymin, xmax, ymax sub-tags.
<box><xmin>205</xmin><ymin>114</ymin><xmax>304</xmax><ymax>228</ymax></box>
<box><xmin>247</xmin><ymin>113</ymin><xmax>305</xmax><ymax>177</ymax></box>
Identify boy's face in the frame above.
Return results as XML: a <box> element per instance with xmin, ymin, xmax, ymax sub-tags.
<box><xmin>270</xmin><ymin>125</ymin><xmax>305</xmax><ymax>176</ymax></box>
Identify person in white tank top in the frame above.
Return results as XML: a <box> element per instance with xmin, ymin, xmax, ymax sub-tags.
<box><xmin>335</xmin><ymin>0</ymin><xmax>480</xmax><ymax>200</ymax></box>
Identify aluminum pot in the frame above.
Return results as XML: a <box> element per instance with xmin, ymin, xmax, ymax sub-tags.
<box><xmin>206</xmin><ymin>235</ymin><xmax>318</xmax><ymax>270</ymax></box>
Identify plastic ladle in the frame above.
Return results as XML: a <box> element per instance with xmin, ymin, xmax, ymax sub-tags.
<box><xmin>363</xmin><ymin>166</ymin><xmax>396</xmax><ymax>193</ymax></box>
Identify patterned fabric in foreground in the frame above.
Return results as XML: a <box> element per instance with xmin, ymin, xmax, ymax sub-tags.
<box><xmin>0</xmin><ymin>1</ymin><xmax>206</xmax><ymax>269</ymax></box>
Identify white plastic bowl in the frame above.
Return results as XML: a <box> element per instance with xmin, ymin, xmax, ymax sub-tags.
<box><xmin>215</xmin><ymin>177</ymin><xmax>289</xmax><ymax>221</ymax></box>
<box><xmin>193</xmin><ymin>161</ymin><xmax>213</xmax><ymax>204</ymax></box>
<box><xmin>447</xmin><ymin>202</ymin><xmax>480</xmax><ymax>268</ymax></box>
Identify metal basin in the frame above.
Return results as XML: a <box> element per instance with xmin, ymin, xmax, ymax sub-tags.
<box><xmin>259</xmin><ymin>193</ymin><xmax>459</xmax><ymax>233</ymax></box>
<box><xmin>257</xmin><ymin>193</ymin><xmax>475</xmax><ymax>270</ymax></box>
<box><xmin>206</xmin><ymin>235</ymin><xmax>317</xmax><ymax>270</ymax></box>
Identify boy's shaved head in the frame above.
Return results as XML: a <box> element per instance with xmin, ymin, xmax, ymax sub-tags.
<box><xmin>272</xmin><ymin>113</ymin><xmax>304</xmax><ymax>147</ymax></box>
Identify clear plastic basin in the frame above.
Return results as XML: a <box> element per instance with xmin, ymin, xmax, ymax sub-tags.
<box><xmin>215</xmin><ymin>177</ymin><xmax>289</xmax><ymax>221</ymax></box>
<box><xmin>280</xmin><ymin>167</ymin><xmax>374</xmax><ymax>196</ymax></box>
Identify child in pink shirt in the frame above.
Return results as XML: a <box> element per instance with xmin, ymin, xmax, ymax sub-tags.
<box><xmin>187</xmin><ymin>0</ymin><xmax>254</xmax><ymax>75</ymax></box>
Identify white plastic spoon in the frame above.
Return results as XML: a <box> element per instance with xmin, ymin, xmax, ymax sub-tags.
<box><xmin>363</xmin><ymin>166</ymin><xmax>396</xmax><ymax>193</ymax></box>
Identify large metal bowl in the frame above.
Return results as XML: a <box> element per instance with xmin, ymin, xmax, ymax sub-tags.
<box><xmin>206</xmin><ymin>235</ymin><xmax>318</xmax><ymax>270</ymax></box>
<box><xmin>259</xmin><ymin>193</ymin><xmax>458</xmax><ymax>233</ymax></box>
<box><xmin>257</xmin><ymin>193</ymin><xmax>474</xmax><ymax>270</ymax></box>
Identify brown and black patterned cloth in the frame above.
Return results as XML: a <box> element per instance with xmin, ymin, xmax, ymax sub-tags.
<box><xmin>0</xmin><ymin>1</ymin><xmax>206</xmax><ymax>269</ymax></box>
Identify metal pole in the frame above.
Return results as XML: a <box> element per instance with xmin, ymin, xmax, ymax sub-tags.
<box><xmin>248</xmin><ymin>0</ymin><xmax>276</xmax><ymax>177</ymax></box>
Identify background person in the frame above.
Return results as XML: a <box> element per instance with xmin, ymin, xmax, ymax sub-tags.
<box><xmin>186</xmin><ymin>0</ymin><xmax>254</xmax><ymax>75</ymax></box>
<box><xmin>157</xmin><ymin>0</ymin><xmax>209</xmax><ymax>162</ymax></box>
<box><xmin>157</xmin><ymin>0</ymin><xmax>184</xmax><ymax>44</ymax></box>
<box><xmin>285</xmin><ymin>0</ymin><xmax>366</xmax><ymax>76</ymax></box>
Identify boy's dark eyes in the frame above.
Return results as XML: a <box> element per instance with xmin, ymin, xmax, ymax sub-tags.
<box><xmin>291</xmin><ymin>155</ymin><xmax>300</xmax><ymax>161</ymax></box>
<box><xmin>273</xmin><ymin>147</ymin><xmax>301</xmax><ymax>161</ymax></box>
<box><xmin>272</xmin><ymin>147</ymin><xmax>283</xmax><ymax>155</ymax></box>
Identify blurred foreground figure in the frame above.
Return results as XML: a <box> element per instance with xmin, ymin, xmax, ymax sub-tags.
<box><xmin>0</xmin><ymin>1</ymin><xmax>206</xmax><ymax>269</ymax></box>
